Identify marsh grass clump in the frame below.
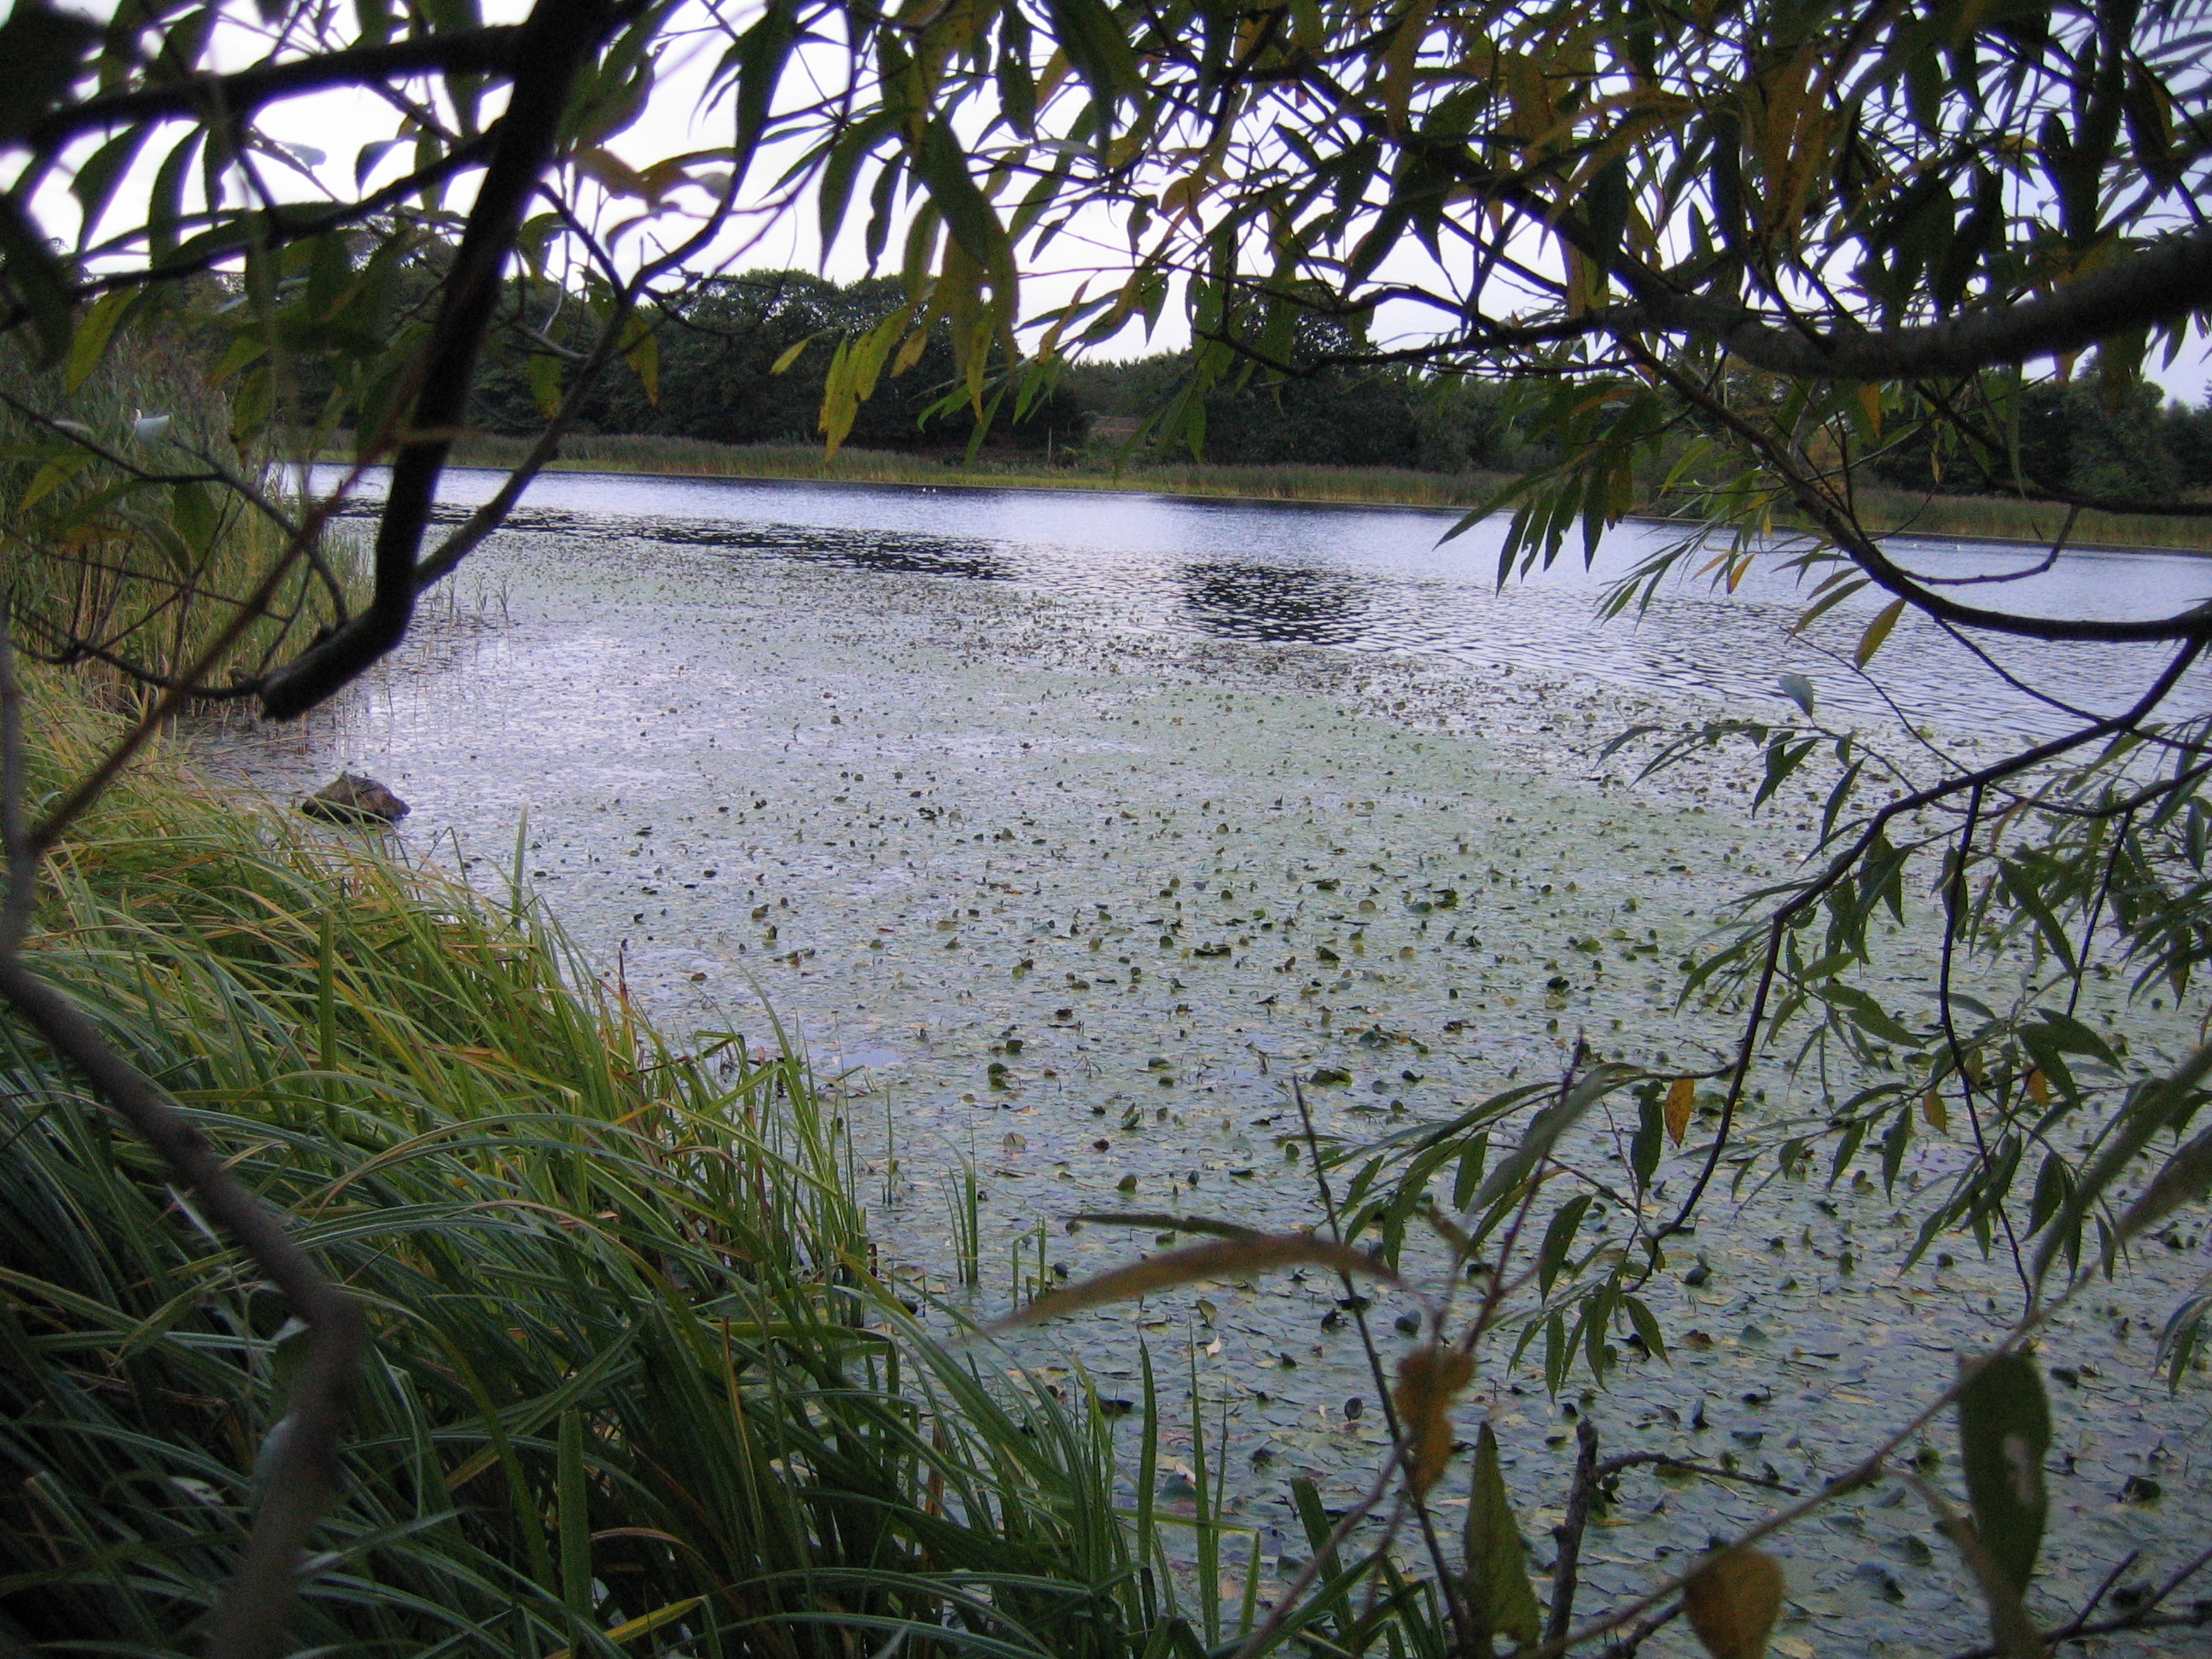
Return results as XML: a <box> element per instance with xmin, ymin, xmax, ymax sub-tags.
<box><xmin>0</xmin><ymin>683</ymin><xmax>1181</xmax><ymax>1656</ymax></box>
<box><xmin>1</xmin><ymin>332</ymin><xmax>358</xmax><ymax>698</ymax></box>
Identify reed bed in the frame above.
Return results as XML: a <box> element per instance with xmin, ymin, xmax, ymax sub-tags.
<box><xmin>1842</xmin><ymin>482</ymin><xmax>2212</xmax><ymax>550</ymax></box>
<box><xmin>441</xmin><ymin>431</ymin><xmax>1516</xmax><ymax>509</ymax></box>
<box><xmin>0</xmin><ymin>684</ymin><xmax>1240</xmax><ymax>1657</ymax></box>
<box><xmin>1</xmin><ymin>349</ymin><xmax>360</xmax><ymax>696</ymax></box>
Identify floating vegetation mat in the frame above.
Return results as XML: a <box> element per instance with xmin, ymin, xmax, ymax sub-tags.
<box><xmin>199</xmin><ymin>498</ymin><xmax>2210</xmax><ymax>1659</ymax></box>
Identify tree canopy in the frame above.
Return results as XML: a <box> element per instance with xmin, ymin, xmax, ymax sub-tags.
<box><xmin>4</xmin><ymin>2</ymin><xmax>2212</xmax><ymax>1656</ymax></box>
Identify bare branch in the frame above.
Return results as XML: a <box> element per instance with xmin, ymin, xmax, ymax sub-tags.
<box><xmin>26</xmin><ymin>26</ymin><xmax>527</xmax><ymax>149</ymax></box>
<box><xmin>259</xmin><ymin>0</ymin><xmax>624</xmax><ymax>721</ymax></box>
<box><xmin>1603</xmin><ymin>227</ymin><xmax>2212</xmax><ymax>382</ymax></box>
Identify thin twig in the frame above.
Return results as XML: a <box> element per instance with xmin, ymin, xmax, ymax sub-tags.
<box><xmin>1544</xmin><ymin>1415</ymin><xmax>1601</xmax><ymax>1646</ymax></box>
<box><xmin>1291</xmin><ymin>1077</ymin><xmax>1473</xmax><ymax>1644</ymax></box>
<box><xmin>1936</xmin><ymin>782</ymin><xmax>2034</xmax><ymax>1306</ymax></box>
<box><xmin>1595</xmin><ymin>1600</ymin><xmax>1680</xmax><ymax>1659</ymax></box>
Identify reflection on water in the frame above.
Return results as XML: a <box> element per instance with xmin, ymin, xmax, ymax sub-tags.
<box><xmin>633</xmin><ymin>515</ymin><xmax>1017</xmax><ymax>582</ymax></box>
<box><xmin>1179</xmin><ymin>561</ymin><xmax>1370</xmax><ymax>644</ymax></box>
<box><xmin>329</xmin><ymin>467</ymin><xmax>2212</xmax><ymax>740</ymax></box>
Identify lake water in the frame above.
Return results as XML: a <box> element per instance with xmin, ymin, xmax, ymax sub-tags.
<box><xmin>205</xmin><ymin>468</ymin><xmax>2209</xmax><ymax>1657</ymax></box>
<box><xmin>319</xmin><ymin>466</ymin><xmax>2212</xmax><ymax>742</ymax></box>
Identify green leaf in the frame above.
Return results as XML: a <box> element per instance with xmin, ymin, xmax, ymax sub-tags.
<box><xmin>1045</xmin><ymin>0</ymin><xmax>1144</xmax><ymax>110</ymax></box>
<box><xmin>1470</xmin><ymin>1063</ymin><xmax>1640</xmax><ymax>1214</ymax></box>
<box><xmin>0</xmin><ymin>193</ymin><xmax>75</xmax><ymax>364</ymax></box>
<box><xmin>1826</xmin><ymin>984</ymin><xmax>1924</xmax><ymax>1049</ymax></box>
<box><xmin>1630</xmin><ymin>1088</ymin><xmax>1664</xmax><ymax>1189</ymax></box>
<box><xmin>526</xmin><ymin>352</ymin><xmax>563</xmax><ymax>419</ymax></box>
<box><xmin>1452</xmin><ymin>1133</ymin><xmax>1489</xmax><ymax>1209</ymax></box>
<box><xmin>1290</xmin><ymin>1475</ymin><xmax>1344</xmax><ymax>1581</ymax></box>
<box><xmin>1623</xmin><ymin>1294</ymin><xmax>1668</xmax><ymax>1361</ymax></box>
<box><xmin>66</xmin><ymin>288</ymin><xmax>136</xmax><ymax>393</ymax></box>
<box><xmin>1539</xmin><ymin>1194</ymin><xmax>1592</xmax><ymax>1296</ymax></box>
<box><xmin>913</xmin><ymin>119</ymin><xmax>1014</xmax><ymax>294</ymax></box>
<box><xmin>1462</xmin><ymin>1423</ymin><xmax>1540</xmax><ymax>1645</ymax></box>
<box><xmin>2034</xmin><ymin>1040</ymin><xmax>2212</xmax><ymax>1282</ymax></box>
<box><xmin>2117</xmin><ymin>1122</ymin><xmax>2212</xmax><ymax>1244</ymax></box>
<box><xmin>557</xmin><ymin>1410</ymin><xmax>591</xmax><ymax>1616</ymax></box>
<box><xmin>1957</xmin><ymin>1352</ymin><xmax>2050</xmax><ymax>1597</ymax></box>
<box><xmin>69</xmin><ymin>125</ymin><xmax>149</xmax><ymax>246</ymax></box>
<box><xmin>0</xmin><ymin>2</ymin><xmax>100</xmax><ymax>144</ymax></box>
<box><xmin>729</xmin><ymin>0</ymin><xmax>798</xmax><ymax>187</ymax></box>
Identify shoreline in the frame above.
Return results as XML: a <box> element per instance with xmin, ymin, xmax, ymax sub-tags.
<box><xmin>390</xmin><ymin>451</ymin><xmax>2212</xmax><ymax>559</ymax></box>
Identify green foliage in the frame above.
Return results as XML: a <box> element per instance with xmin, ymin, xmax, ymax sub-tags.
<box><xmin>472</xmin><ymin>273</ymin><xmax>1085</xmax><ymax>454</ymax></box>
<box><xmin>5</xmin><ymin>8</ymin><xmax>2212</xmax><ymax>1656</ymax></box>
<box><xmin>0</xmin><ymin>320</ymin><xmax>357</xmax><ymax>690</ymax></box>
<box><xmin>1461</xmin><ymin>1424</ymin><xmax>1542</xmax><ymax>1647</ymax></box>
<box><xmin>1957</xmin><ymin>1353</ymin><xmax>2052</xmax><ymax>1598</ymax></box>
<box><xmin>0</xmin><ymin>687</ymin><xmax>1179</xmax><ymax>1656</ymax></box>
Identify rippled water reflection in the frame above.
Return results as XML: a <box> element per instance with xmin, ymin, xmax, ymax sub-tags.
<box><xmin>323</xmin><ymin>464</ymin><xmax>2212</xmax><ymax>739</ymax></box>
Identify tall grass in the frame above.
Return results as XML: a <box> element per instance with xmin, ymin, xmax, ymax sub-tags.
<box><xmin>2</xmin><ymin>335</ymin><xmax>357</xmax><ymax>697</ymax></box>
<box><xmin>1842</xmin><ymin>481</ymin><xmax>2212</xmax><ymax>550</ymax></box>
<box><xmin>0</xmin><ymin>683</ymin><xmax>1237</xmax><ymax>1656</ymax></box>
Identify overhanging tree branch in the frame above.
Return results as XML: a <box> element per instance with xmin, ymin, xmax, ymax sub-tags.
<box><xmin>1601</xmin><ymin>224</ymin><xmax>2212</xmax><ymax>379</ymax></box>
<box><xmin>258</xmin><ymin>0</ymin><xmax>621</xmax><ymax>721</ymax></box>
<box><xmin>25</xmin><ymin>26</ymin><xmax>527</xmax><ymax>150</ymax></box>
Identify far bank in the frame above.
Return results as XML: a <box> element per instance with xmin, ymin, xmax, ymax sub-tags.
<box><xmin>362</xmin><ymin>430</ymin><xmax>2212</xmax><ymax>556</ymax></box>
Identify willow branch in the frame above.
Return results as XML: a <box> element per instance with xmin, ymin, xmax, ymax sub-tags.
<box><xmin>259</xmin><ymin>0</ymin><xmax>621</xmax><ymax>720</ymax></box>
<box><xmin>27</xmin><ymin>26</ymin><xmax>526</xmax><ymax>149</ymax></box>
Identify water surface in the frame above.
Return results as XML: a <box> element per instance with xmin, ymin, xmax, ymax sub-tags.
<box><xmin>212</xmin><ymin>468</ymin><xmax>2212</xmax><ymax>1656</ymax></box>
<box><xmin>323</xmin><ymin>464</ymin><xmax>2212</xmax><ymax>742</ymax></box>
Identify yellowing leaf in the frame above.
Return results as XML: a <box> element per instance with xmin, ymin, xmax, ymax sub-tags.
<box><xmin>769</xmin><ymin>331</ymin><xmax>821</xmax><ymax>375</ymax></box>
<box><xmin>1923</xmin><ymin>1086</ymin><xmax>1949</xmax><ymax>1134</ymax></box>
<box><xmin>1463</xmin><ymin>1423</ymin><xmax>1542</xmax><ymax>1645</ymax></box>
<box><xmin>1855</xmin><ymin>596</ymin><xmax>1907</xmax><ymax>668</ymax></box>
<box><xmin>983</xmin><ymin>1233</ymin><xmax>1399</xmax><ymax>1332</ymax></box>
<box><xmin>545</xmin><ymin>1597</ymin><xmax>704</xmax><ymax>1659</ymax></box>
<box><xmin>1683</xmin><ymin>1547</ymin><xmax>1784</xmax><ymax>1659</ymax></box>
<box><xmin>1857</xmin><ymin>381</ymin><xmax>1883</xmax><ymax>437</ymax></box>
<box><xmin>1665</xmin><ymin>1076</ymin><xmax>1696</xmax><ymax>1145</ymax></box>
<box><xmin>2025</xmin><ymin>1068</ymin><xmax>2049</xmax><ymax>1107</ymax></box>
<box><xmin>1392</xmin><ymin>1344</ymin><xmax>1474</xmax><ymax>1496</ymax></box>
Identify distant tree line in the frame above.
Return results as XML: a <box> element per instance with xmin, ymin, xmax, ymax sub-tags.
<box><xmin>1862</xmin><ymin>377</ymin><xmax>2212</xmax><ymax>505</ymax></box>
<box><xmin>335</xmin><ymin>259</ymin><xmax>2212</xmax><ymax>493</ymax></box>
